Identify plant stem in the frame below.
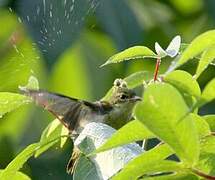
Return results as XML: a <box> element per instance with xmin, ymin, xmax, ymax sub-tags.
<box><xmin>211</xmin><ymin>132</ymin><xmax>215</xmax><ymax>136</ymax></box>
<box><xmin>191</xmin><ymin>168</ymin><xmax>215</xmax><ymax>179</ymax></box>
<box><xmin>153</xmin><ymin>58</ymin><xmax>161</xmax><ymax>81</ymax></box>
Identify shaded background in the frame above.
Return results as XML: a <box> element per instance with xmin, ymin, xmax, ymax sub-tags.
<box><xmin>0</xmin><ymin>0</ymin><xmax>215</xmax><ymax>179</ymax></box>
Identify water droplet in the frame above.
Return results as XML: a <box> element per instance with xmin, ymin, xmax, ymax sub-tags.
<box><xmin>18</xmin><ymin>17</ymin><xmax>22</xmax><ymax>23</ymax></box>
<box><xmin>20</xmin><ymin>53</ymin><xmax>24</xmax><ymax>58</ymax></box>
<box><xmin>38</xmin><ymin>41</ymin><xmax>44</xmax><ymax>45</ymax></box>
<box><xmin>13</xmin><ymin>44</ymin><xmax>19</xmax><ymax>53</ymax></box>
<box><xmin>9</xmin><ymin>7</ymin><xmax>13</xmax><ymax>12</ymax></box>
<box><xmin>70</xmin><ymin>5</ymin><xmax>74</xmax><ymax>12</ymax></box>
<box><xmin>64</xmin><ymin>0</ymin><xmax>67</xmax><ymax>6</ymax></box>
<box><xmin>44</xmin><ymin>28</ymin><xmax>48</xmax><ymax>33</ymax></box>
<box><xmin>49</xmin><ymin>11</ymin><xmax>52</xmax><ymax>18</ymax></box>
<box><xmin>26</xmin><ymin>15</ymin><xmax>30</xmax><ymax>22</ymax></box>
<box><xmin>37</xmin><ymin>6</ymin><xmax>40</xmax><ymax>15</ymax></box>
<box><xmin>43</xmin><ymin>0</ymin><xmax>46</xmax><ymax>14</ymax></box>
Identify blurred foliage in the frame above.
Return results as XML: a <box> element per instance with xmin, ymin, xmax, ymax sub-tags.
<box><xmin>0</xmin><ymin>0</ymin><xmax>215</xmax><ymax>179</ymax></box>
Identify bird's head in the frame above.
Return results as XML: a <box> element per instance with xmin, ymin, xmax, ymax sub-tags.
<box><xmin>105</xmin><ymin>79</ymin><xmax>142</xmax><ymax>128</ymax></box>
<box><xmin>109</xmin><ymin>79</ymin><xmax>142</xmax><ymax>105</ymax></box>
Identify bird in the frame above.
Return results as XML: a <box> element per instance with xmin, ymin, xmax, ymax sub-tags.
<box><xmin>20</xmin><ymin>78</ymin><xmax>141</xmax><ymax>174</ymax></box>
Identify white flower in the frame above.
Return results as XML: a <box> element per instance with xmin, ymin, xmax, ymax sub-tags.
<box><xmin>155</xmin><ymin>35</ymin><xmax>181</xmax><ymax>58</ymax></box>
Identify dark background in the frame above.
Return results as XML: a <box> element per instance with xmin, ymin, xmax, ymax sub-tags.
<box><xmin>0</xmin><ymin>0</ymin><xmax>215</xmax><ymax>179</ymax></box>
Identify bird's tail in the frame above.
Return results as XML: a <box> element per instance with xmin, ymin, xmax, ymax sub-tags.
<box><xmin>67</xmin><ymin>146</ymin><xmax>81</xmax><ymax>174</ymax></box>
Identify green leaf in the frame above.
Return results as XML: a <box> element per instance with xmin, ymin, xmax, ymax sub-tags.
<box><xmin>179</xmin><ymin>43</ymin><xmax>189</xmax><ymax>53</ymax></box>
<box><xmin>112</xmin><ymin>144</ymin><xmax>175</xmax><ymax>180</ymax></box>
<box><xmin>135</xmin><ymin>83</ymin><xmax>199</xmax><ymax>164</ymax></box>
<box><xmin>0</xmin><ymin>93</ymin><xmax>30</xmax><ymax>118</ymax></box>
<box><xmin>144</xmin><ymin>173</ymin><xmax>198</xmax><ymax>180</ymax></box>
<box><xmin>50</xmin><ymin>44</ymin><xmax>91</xmax><ymax>100</ymax></box>
<box><xmin>96</xmin><ymin>120</ymin><xmax>154</xmax><ymax>154</ymax></box>
<box><xmin>101</xmin><ymin>87</ymin><xmax>114</xmax><ymax>101</ymax></box>
<box><xmin>195</xmin><ymin>136</ymin><xmax>215</xmax><ymax>176</ymax></box>
<box><xmin>0</xmin><ymin>11</ymin><xmax>46</xmax><ymax>92</ymax></box>
<box><xmin>0</xmin><ymin>170</ymin><xmax>31</xmax><ymax>180</ymax></box>
<box><xmin>201</xmin><ymin>78</ymin><xmax>215</xmax><ymax>104</ymax></box>
<box><xmin>164</xmin><ymin>70</ymin><xmax>201</xmax><ymax>98</ymax></box>
<box><xmin>195</xmin><ymin>45</ymin><xmax>215</xmax><ymax>79</ymax></box>
<box><xmin>34</xmin><ymin>119</ymin><xmax>66</xmax><ymax>157</ymax></box>
<box><xmin>124</xmin><ymin>71</ymin><xmax>153</xmax><ymax>89</ymax></box>
<box><xmin>78</xmin><ymin>137</ymin><xmax>97</xmax><ymax>155</ymax></box>
<box><xmin>176</xmin><ymin>30</ymin><xmax>215</xmax><ymax>66</ymax></box>
<box><xmin>60</xmin><ymin>125</ymin><xmax>69</xmax><ymax>148</ymax></box>
<box><xmin>190</xmin><ymin>114</ymin><xmax>211</xmax><ymax>138</ymax></box>
<box><xmin>114</xmin><ymin>160</ymin><xmax>181</xmax><ymax>180</ymax></box>
<box><xmin>73</xmin><ymin>154</ymin><xmax>101</xmax><ymax>180</ymax></box>
<box><xmin>203</xmin><ymin>115</ymin><xmax>215</xmax><ymax>132</ymax></box>
<box><xmin>0</xmin><ymin>143</ymin><xmax>38</xmax><ymax>180</ymax></box>
<box><xmin>101</xmin><ymin>46</ymin><xmax>157</xmax><ymax>67</ymax></box>
<box><xmin>0</xmin><ymin>132</ymin><xmax>67</xmax><ymax>180</ymax></box>
<box><xmin>19</xmin><ymin>75</ymin><xmax>39</xmax><ymax>90</ymax></box>
<box><xmin>0</xmin><ymin>106</ymin><xmax>31</xmax><ymax>142</ymax></box>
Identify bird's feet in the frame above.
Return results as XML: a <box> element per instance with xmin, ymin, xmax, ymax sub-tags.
<box><xmin>66</xmin><ymin>146</ymin><xmax>81</xmax><ymax>174</ymax></box>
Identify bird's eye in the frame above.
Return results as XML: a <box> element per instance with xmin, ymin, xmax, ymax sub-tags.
<box><xmin>120</xmin><ymin>94</ymin><xmax>128</xmax><ymax>100</ymax></box>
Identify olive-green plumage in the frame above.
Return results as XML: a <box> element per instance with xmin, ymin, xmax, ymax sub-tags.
<box><xmin>21</xmin><ymin>78</ymin><xmax>141</xmax><ymax>133</ymax></box>
<box><xmin>21</xmin><ymin>78</ymin><xmax>141</xmax><ymax>174</ymax></box>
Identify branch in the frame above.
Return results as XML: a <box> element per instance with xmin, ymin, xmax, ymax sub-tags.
<box><xmin>191</xmin><ymin>168</ymin><xmax>215</xmax><ymax>180</ymax></box>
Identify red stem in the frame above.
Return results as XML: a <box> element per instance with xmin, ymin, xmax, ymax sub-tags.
<box><xmin>192</xmin><ymin>168</ymin><xmax>215</xmax><ymax>179</ymax></box>
<box><xmin>153</xmin><ymin>58</ymin><xmax>161</xmax><ymax>81</ymax></box>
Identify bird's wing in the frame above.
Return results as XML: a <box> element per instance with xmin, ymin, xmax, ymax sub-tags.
<box><xmin>21</xmin><ymin>89</ymin><xmax>99</xmax><ymax>131</ymax></box>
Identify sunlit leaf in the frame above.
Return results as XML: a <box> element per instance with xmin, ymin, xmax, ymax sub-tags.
<box><xmin>170</xmin><ymin>0</ymin><xmax>203</xmax><ymax>15</ymax></box>
<box><xmin>195</xmin><ymin>45</ymin><xmax>215</xmax><ymax>79</ymax></box>
<box><xmin>201</xmin><ymin>78</ymin><xmax>215</xmax><ymax>104</ymax></box>
<box><xmin>0</xmin><ymin>106</ymin><xmax>31</xmax><ymax>142</ymax></box>
<box><xmin>135</xmin><ymin>83</ymin><xmax>199</xmax><ymax>164</ymax></box>
<box><xmin>124</xmin><ymin>71</ymin><xmax>153</xmax><ymax>89</ymax></box>
<box><xmin>112</xmin><ymin>144</ymin><xmax>175</xmax><ymax>180</ymax></box>
<box><xmin>114</xmin><ymin>160</ymin><xmax>182</xmax><ymax>180</ymax></box>
<box><xmin>96</xmin><ymin>120</ymin><xmax>154</xmax><ymax>154</ymax></box>
<box><xmin>0</xmin><ymin>143</ymin><xmax>38</xmax><ymax>180</ymax></box>
<box><xmin>0</xmin><ymin>93</ymin><xmax>30</xmax><ymax>118</ymax></box>
<box><xmin>176</xmin><ymin>30</ymin><xmax>215</xmax><ymax>67</ymax></box>
<box><xmin>191</xmin><ymin>114</ymin><xmax>211</xmax><ymax>138</ymax></box>
<box><xmin>195</xmin><ymin>136</ymin><xmax>215</xmax><ymax>176</ymax></box>
<box><xmin>34</xmin><ymin>119</ymin><xmax>65</xmax><ymax>157</ymax></box>
<box><xmin>203</xmin><ymin>115</ymin><xmax>215</xmax><ymax>132</ymax></box>
<box><xmin>179</xmin><ymin>43</ymin><xmax>189</xmax><ymax>54</ymax></box>
<box><xmin>144</xmin><ymin>173</ymin><xmax>198</xmax><ymax>180</ymax></box>
<box><xmin>60</xmin><ymin>125</ymin><xmax>69</xmax><ymax>148</ymax></box>
<box><xmin>19</xmin><ymin>75</ymin><xmax>39</xmax><ymax>91</ymax></box>
<box><xmin>101</xmin><ymin>46</ymin><xmax>157</xmax><ymax>67</ymax></box>
<box><xmin>101</xmin><ymin>87</ymin><xmax>114</xmax><ymax>101</ymax></box>
<box><xmin>0</xmin><ymin>170</ymin><xmax>31</xmax><ymax>180</ymax></box>
<box><xmin>164</xmin><ymin>70</ymin><xmax>201</xmax><ymax>98</ymax></box>
<box><xmin>164</xmin><ymin>70</ymin><xmax>201</xmax><ymax>108</ymax></box>
<box><xmin>0</xmin><ymin>132</ymin><xmax>67</xmax><ymax>180</ymax></box>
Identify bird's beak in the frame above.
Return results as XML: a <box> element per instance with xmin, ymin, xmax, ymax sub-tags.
<box><xmin>131</xmin><ymin>95</ymin><xmax>142</xmax><ymax>102</ymax></box>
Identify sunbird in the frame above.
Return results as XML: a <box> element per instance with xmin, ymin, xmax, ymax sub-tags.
<box><xmin>21</xmin><ymin>78</ymin><xmax>141</xmax><ymax>173</ymax></box>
